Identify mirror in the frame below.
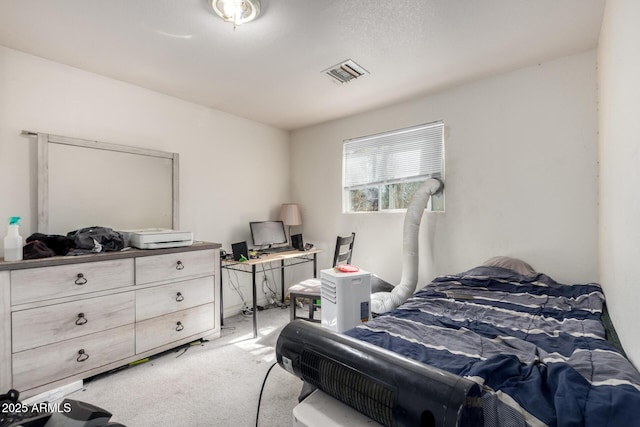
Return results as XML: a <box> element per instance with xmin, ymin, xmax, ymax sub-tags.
<box><xmin>31</xmin><ymin>132</ymin><xmax>179</xmax><ymax>234</ymax></box>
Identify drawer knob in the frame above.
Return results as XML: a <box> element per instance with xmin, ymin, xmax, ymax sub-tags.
<box><xmin>176</xmin><ymin>292</ymin><xmax>184</xmax><ymax>302</ymax></box>
<box><xmin>176</xmin><ymin>321</ymin><xmax>184</xmax><ymax>332</ymax></box>
<box><xmin>75</xmin><ymin>313</ymin><xmax>88</xmax><ymax>325</ymax></box>
<box><xmin>74</xmin><ymin>273</ymin><xmax>88</xmax><ymax>285</ymax></box>
<box><xmin>176</xmin><ymin>261</ymin><xmax>185</xmax><ymax>270</ymax></box>
<box><xmin>76</xmin><ymin>349</ymin><xmax>90</xmax><ymax>362</ymax></box>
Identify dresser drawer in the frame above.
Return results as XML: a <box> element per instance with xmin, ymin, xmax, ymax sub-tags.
<box><xmin>136</xmin><ymin>303</ymin><xmax>214</xmax><ymax>353</ymax></box>
<box><xmin>12</xmin><ymin>324</ymin><xmax>135</xmax><ymax>391</ymax></box>
<box><xmin>135</xmin><ymin>250</ymin><xmax>215</xmax><ymax>285</ymax></box>
<box><xmin>11</xmin><ymin>259</ymin><xmax>134</xmax><ymax>305</ymax></box>
<box><xmin>136</xmin><ymin>276</ymin><xmax>214</xmax><ymax>321</ymax></box>
<box><xmin>12</xmin><ymin>293</ymin><xmax>135</xmax><ymax>353</ymax></box>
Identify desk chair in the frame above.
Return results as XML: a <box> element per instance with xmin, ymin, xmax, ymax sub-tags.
<box><xmin>289</xmin><ymin>233</ymin><xmax>356</xmax><ymax>322</ymax></box>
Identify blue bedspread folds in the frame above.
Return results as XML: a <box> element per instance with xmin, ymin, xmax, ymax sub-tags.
<box><xmin>344</xmin><ymin>266</ymin><xmax>640</xmax><ymax>426</ymax></box>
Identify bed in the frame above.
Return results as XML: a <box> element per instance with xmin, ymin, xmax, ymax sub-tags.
<box><xmin>277</xmin><ymin>259</ymin><xmax>640</xmax><ymax>426</ymax></box>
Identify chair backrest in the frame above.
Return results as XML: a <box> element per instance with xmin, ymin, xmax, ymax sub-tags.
<box><xmin>332</xmin><ymin>233</ymin><xmax>356</xmax><ymax>267</ymax></box>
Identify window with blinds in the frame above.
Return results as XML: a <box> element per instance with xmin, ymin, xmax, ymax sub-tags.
<box><xmin>343</xmin><ymin>121</ymin><xmax>444</xmax><ymax>212</ymax></box>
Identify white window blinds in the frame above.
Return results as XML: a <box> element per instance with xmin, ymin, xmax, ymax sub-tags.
<box><xmin>343</xmin><ymin>121</ymin><xmax>444</xmax><ymax>190</ymax></box>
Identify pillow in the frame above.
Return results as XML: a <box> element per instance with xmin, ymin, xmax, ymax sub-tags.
<box><xmin>482</xmin><ymin>256</ymin><xmax>537</xmax><ymax>276</ymax></box>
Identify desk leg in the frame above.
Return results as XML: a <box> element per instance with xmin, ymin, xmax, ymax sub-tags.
<box><xmin>220</xmin><ymin>267</ymin><xmax>224</xmax><ymax>327</ymax></box>
<box><xmin>280</xmin><ymin>260</ymin><xmax>285</xmax><ymax>303</ymax></box>
<box><xmin>313</xmin><ymin>253</ymin><xmax>318</xmax><ymax>278</ymax></box>
<box><xmin>252</xmin><ymin>265</ymin><xmax>258</xmax><ymax>339</ymax></box>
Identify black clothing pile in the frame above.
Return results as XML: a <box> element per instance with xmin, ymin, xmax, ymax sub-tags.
<box><xmin>66</xmin><ymin>226</ymin><xmax>125</xmax><ymax>254</ymax></box>
<box><xmin>23</xmin><ymin>226</ymin><xmax>125</xmax><ymax>259</ymax></box>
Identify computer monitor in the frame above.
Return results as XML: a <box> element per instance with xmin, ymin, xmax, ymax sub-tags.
<box><xmin>249</xmin><ymin>221</ymin><xmax>288</xmax><ymax>248</ymax></box>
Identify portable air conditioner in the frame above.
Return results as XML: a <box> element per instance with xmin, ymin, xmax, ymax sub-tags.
<box><xmin>321</xmin><ymin>268</ymin><xmax>371</xmax><ymax>332</ymax></box>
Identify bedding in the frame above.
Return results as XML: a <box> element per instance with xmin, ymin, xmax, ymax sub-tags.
<box><xmin>344</xmin><ymin>265</ymin><xmax>640</xmax><ymax>426</ymax></box>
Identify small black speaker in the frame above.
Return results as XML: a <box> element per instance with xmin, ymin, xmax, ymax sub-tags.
<box><xmin>291</xmin><ymin>234</ymin><xmax>303</xmax><ymax>251</ymax></box>
<box><xmin>231</xmin><ymin>241</ymin><xmax>248</xmax><ymax>261</ymax></box>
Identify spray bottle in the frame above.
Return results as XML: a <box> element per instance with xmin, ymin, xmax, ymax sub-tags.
<box><xmin>3</xmin><ymin>216</ymin><xmax>23</xmax><ymax>261</ymax></box>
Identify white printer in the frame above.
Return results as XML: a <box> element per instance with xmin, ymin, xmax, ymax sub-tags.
<box><xmin>124</xmin><ymin>228</ymin><xmax>193</xmax><ymax>250</ymax></box>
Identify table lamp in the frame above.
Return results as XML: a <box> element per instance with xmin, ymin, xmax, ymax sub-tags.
<box><xmin>280</xmin><ymin>203</ymin><xmax>302</xmax><ymax>244</ymax></box>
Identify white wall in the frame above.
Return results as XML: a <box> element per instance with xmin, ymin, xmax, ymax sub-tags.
<box><xmin>598</xmin><ymin>0</ymin><xmax>640</xmax><ymax>367</ymax></box>
<box><xmin>0</xmin><ymin>46</ymin><xmax>290</xmax><ymax>316</ymax></box>
<box><xmin>291</xmin><ymin>51</ymin><xmax>598</xmax><ymax>288</ymax></box>
<box><xmin>0</xmin><ymin>44</ymin><xmax>606</xmax><ymax>328</ymax></box>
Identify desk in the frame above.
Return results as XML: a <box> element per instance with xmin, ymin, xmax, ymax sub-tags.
<box><xmin>220</xmin><ymin>249</ymin><xmax>321</xmax><ymax>338</ymax></box>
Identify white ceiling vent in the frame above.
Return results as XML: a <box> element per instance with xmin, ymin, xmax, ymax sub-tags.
<box><xmin>323</xmin><ymin>59</ymin><xmax>369</xmax><ymax>84</ymax></box>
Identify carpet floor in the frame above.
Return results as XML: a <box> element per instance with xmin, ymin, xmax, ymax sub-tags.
<box><xmin>66</xmin><ymin>306</ymin><xmax>303</xmax><ymax>427</ymax></box>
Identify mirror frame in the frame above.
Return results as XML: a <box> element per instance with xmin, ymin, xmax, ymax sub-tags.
<box><xmin>30</xmin><ymin>132</ymin><xmax>179</xmax><ymax>233</ymax></box>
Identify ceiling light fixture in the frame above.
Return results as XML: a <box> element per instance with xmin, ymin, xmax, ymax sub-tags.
<box><xmin>211</xmin><ymin>0</ymin><xmax>261</xmax><ymax>30</ymax></box>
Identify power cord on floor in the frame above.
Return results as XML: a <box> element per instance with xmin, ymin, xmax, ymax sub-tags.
<box><xmin>260</xmin><ymin>265</ymin><xmax>280</xmax><ymax>306</ymax></box>
<box><xmin>255</xmin><ymin>361</ymin><xmax>278</xmax><ymax>427</ymax></box>
<box><xmin>227</xmin><ymin>268</ymin><xmax>250</xmax><ymax>311</ymax></box>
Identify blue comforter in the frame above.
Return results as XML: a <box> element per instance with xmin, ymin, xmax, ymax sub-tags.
<box><xmin>345</xmin><ymin>266</ymin><xmax>640</xmax><ymax>426</ymax></box>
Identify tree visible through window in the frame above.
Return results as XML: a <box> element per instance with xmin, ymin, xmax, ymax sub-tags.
<box><xmin>343</xmin><ymin>121</ymin><xmax>444</xmax><ymax>213</ymax></box>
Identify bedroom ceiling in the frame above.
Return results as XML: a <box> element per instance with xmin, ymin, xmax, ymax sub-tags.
<box><xmin>0</xmin><ymin>0</ymin><xmax>605</xmax><ymax>131</ymax></box>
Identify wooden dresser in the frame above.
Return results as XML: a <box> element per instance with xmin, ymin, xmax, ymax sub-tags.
<box><xmin>0</xmin><ymin>241</ymin><xmax>220</xmax><ymax>398</ymax></box>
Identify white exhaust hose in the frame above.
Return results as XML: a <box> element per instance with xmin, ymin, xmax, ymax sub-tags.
<box><xmin>370</xmin><ymin>177</ymin><xmax>444</xmax><ymax>314</ymax></box>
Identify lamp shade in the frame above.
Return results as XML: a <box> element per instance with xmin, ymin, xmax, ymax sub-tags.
<box><xmin>280</xmin><ymin>203</ymin><xmax>302</xmax><ymax>226</ymax></box>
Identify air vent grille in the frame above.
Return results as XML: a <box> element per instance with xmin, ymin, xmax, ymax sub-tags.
<box><xmin>300</xmin><ymin>349</ymin><xmax>396</xmax><ymax>426</ymax></box>
<box><xmin>323</xmin><ymin>59</ymin><xmax>369</xmax><ymax>84</ymax></box>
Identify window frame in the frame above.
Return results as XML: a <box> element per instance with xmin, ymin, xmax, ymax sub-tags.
<box><xmin>342</xmin><ymin>121</ymin><xmax>445</xmax><ymax>213</ymax></box>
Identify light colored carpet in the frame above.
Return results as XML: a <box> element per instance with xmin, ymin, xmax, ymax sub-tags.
<box><xmin>67</xmin><ymin>306</ymin><xmax>303</xmax><ymax>427</ymax></box>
